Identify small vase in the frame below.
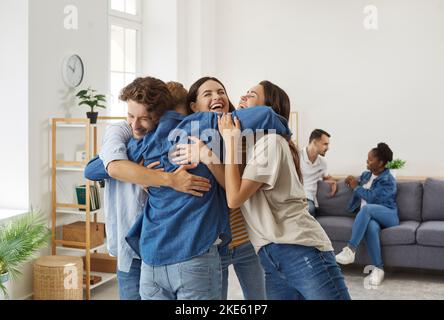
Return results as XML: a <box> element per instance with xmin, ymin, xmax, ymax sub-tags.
<box><xmin>86</xmin><ymin>112</ymin><xmax>98</xmax><ymax>124</ymax></box>
<box><xmin>0</xmin><ymin>272</ymin><xmax>11</xmax><ymax>300</ymax></box>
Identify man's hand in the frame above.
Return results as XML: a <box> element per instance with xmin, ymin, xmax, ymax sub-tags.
<box><xmin>325</xmin><ymin>180</ymin><xmax>338</xmax><ymax>197</ymax></box>
<box><xmin>170</xmin><ymin>163</ymin><xmax>212</xmax><ymax>197</ymax></box>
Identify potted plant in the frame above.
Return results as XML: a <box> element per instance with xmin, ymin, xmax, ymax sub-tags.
<box><xmin>0</xmin><ymin>210</ymin><xmax>51</xmax><ymax>300</ymax></box>
<box><xmin>76</xmin><ymin>87</ymin><xmax>107</xmax><ymax>124</ymax></box>
<box><xmin>386</xmin><ymin>159</ymin><xmax>406</xmax><ymax>178</ymax></box>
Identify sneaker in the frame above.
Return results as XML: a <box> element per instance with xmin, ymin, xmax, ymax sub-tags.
<box><xmin>365</xmin><ymin>267</ymin><xmax>385</xmax><ymax>286</ymax></box>
<box><xmin>335</xmin><ymin>247</ymin><xmax>355</xmax><ymax>265</ymax></box>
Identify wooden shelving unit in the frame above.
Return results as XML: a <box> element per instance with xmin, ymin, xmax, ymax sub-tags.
<box><xmin>50</xmin><ymin>116</ymin><xmax>125</xmax><ymax>300</ymax></box>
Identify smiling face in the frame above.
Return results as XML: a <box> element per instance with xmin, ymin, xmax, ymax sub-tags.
<box><xmin>238</xmin><ymin>84</ymin><xmax>266</xmax><ymax>109</ymax></box>
<box><xmin>367</xmin><ymin>150</ymin><xmax>385</xmax><ymax>173</ymax></box>
<box><xmin>127</xmin><ymin>99</ymin><xmax>157</xmax><ymax>140</ymax></box>
<box><xmin>190</xmin><ymin>80</ymin><xmax>230</xmax><ymax>113</ymax></box>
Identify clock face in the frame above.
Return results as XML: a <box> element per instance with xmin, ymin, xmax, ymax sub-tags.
<box><xmin>63</xmin><ymin>54</ymin><xmax>84</xmax><ymax>87</ymax></box>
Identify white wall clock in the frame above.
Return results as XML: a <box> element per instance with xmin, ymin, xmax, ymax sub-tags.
<box><xmin>62</xmin><ymin>54</ymin><xmax>84</xmax><ymax>88</ymax></box>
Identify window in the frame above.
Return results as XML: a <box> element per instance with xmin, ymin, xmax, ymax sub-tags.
<box><xmin>108</xmin><ymin>0</ymin><xmax>142</xmax><ymax>117</ymax></box>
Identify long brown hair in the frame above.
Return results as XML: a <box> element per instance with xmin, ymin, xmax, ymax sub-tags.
<box><xmin>259</xmin><ymin>80</ymin><xmax>303</xmax><ymax>183</ymax></box>
<box><xmin>186</xmin><ymin>77</ymin><xmax>236</xmax><ymax>115</ymax></box>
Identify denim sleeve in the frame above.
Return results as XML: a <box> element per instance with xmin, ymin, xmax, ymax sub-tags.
<box><xmin>99</xmin><ymin>121</ymin><xmax>132</xmax><ymax>170</ymax></box>
<box><xmin>178</xmin><ymin>107</ymin><xmax>291</xmax><ymax>136</ymax></box>
<box><xmin>84</xmin><ymin>156</ymin><xmax>111</xmax><ymax>181</ymax></box>
<box><xmin>353</xmin><ymin>179</ymin><xmax>396</xmax><ymax>204</ymax></box>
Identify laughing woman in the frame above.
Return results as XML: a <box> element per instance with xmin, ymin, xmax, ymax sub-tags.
<box><xmin>173</xmin><ymin>77</ymin><xmax>266</xmax><ymax>300</ymax></box>
<box><xmin>218</xmin><ymin>80</ymin><xmax>351</xmax><ymax>300</ymax></box>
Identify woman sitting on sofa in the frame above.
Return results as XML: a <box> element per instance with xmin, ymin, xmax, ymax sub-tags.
<box><xmin>335</xmin><ymin>142</ymin><xmax>399</xmax><ymax>286</ymax></box>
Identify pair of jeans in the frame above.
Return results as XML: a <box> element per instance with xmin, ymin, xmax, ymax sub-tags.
<box><xmin>219</xmin><ymin>241</ymin><xmax>266</xmax><ymax>300</ymax></box>
<box><xmin>307</xmin><ymin>199</ymin><xmax>317</xmax><ymax>217</ymax></box>
<box><xmin>139</xmin><ymin>245</ymin><xmax>222</xmax><ymax>300</ymax></box>
<box><xmin>258</xmin><ymin>243</ymin><xmax>351</xmax><ymax>300</ymax></box>
<box><xmin>117</xmin><ymin>258</ymin><xmax>142</xmax><ymax>300</ymax></box>
<box><xmin>349</xmin><ymin>204</ymin><xmax>399</xmax><ymax>268</ymax></box>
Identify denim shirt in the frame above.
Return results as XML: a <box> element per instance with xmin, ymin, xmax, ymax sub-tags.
<box><xmin>347</xmin><ymin>169</ymin><xmax>398</xmax><ymax>213</ymax></box>
<box><xmin>86</xmin><ymin>107</ymin><xmax>292</xmax><ymax>266</ymax></box>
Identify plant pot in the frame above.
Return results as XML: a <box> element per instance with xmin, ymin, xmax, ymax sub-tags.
<box><xmin>390</xmin><ymin>169</ymin><xmax>397</xmax><ymax>179</ymax></box>
<box><xmin>0</xmin><ymin>272</ymin><xmax>11</xmax><ymax>300</ymax></box>
<box><xmin>86</xmin><ymin>112</ymin><xmax>98</xmax><ymax>124</ymax></box>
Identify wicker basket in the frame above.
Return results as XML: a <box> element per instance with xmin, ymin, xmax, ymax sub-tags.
<box><xmin>33</xmin><ymin>255</ymin><xmax>83</xmax><ymax>300</ymax></box>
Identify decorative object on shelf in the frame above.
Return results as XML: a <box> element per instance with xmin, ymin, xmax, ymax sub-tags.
<box><xmin>0</xmin><ymin>210</ymin><xmax>51</xmax><ymax>300</ymax></box>
<box><xmin>386</xmin><ymin>158</ymin><xmax>406</xmax><ymax>178</ymax></box>
<box><xmin>83</xmin><ymin>274</ymin><xmax>102</xmax><ymax>285</ymax></box>
<box><xmin>62</xmin><ymin>54</ymin><xmax>84</xmax><ymax>88</ymax></box>
<box><xmin>75</xmin><ymin>150</ymin><xmax>87</xmax><ymax>162</ymax></box>
<box><xmin>62</xmin><ymin>221</ymin><xmax>105</xmax><ymax>249</ymax></box>
<box><xmin>75</xmin><ymin>87</ymin><xmax>107</xmax><ymax>124</ymax></box>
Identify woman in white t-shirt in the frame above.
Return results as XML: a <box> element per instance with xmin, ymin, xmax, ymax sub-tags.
<box><xmin>335</xmin><ymin>143</ymin><xmax>398</xmax><ymax>286</ymax></box>
<box><xmin>218</xmin><ymin>80</ymin><xmax>351</xmax><ymax>300</ymax></box>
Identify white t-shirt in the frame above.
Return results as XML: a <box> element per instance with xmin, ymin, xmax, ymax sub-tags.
<box><xmin>241</xmin><ymin>134</ymin><xmax>333</xmax><ymax>254</ymax></box>
<box><xmin>360</xmin><ymin>174</ymin><xmax>378</xmax><ymax>208</ymax></box>
<box><xmin>300</xmin><ymin>146</ymin><xmax>328</xmax><ymax>206</ymax></box>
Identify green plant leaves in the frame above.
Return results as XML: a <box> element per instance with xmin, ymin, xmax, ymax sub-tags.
<box><xmin>75</xmin><ymin>88</ymin><xmax>107</xmax><ymax>113</ymax></box>
<box><xmin>386</xmin><ymin>159</ymin><xmax>406</xmax><ymax>170</ymax></box>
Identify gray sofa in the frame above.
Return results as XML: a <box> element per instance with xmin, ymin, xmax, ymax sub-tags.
<box><xmin>315</xmin><ymin>178</ymin><xmax>444</xmax><ymax>271</ymax></box>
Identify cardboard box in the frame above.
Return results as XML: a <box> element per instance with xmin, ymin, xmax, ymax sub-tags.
<box><xmin>83</xmin><ymin>253</ymin><xmax>117</xmax><ymax>273</ymax></box>
<box><xmin>62</xmin><ymin>221</ymin><xmax>105</xmax><ymax>249</ymax></box>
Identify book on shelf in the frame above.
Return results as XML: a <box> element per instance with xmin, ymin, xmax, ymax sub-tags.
<box><xmin>76</xmin><ymin>185</ymin><xmax>101</xmax><ymax>211</ymax></box>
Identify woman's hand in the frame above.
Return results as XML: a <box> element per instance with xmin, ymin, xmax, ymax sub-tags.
<box><xmin>345</xmin><ymin>175</ymin><xmax>358</xmax><ymax>189</ymax></box>
<box><xmin>218</xmin><ymin>113</ymin><xmax>241</xmax><ymax>141</ymax></box>
<box><xmin>172</xmin><ymin>136</ymin><xmax>218</xmax><ymax>165</ymax></box>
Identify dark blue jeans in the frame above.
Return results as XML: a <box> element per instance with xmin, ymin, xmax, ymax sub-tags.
<box><xmin>258</xmin><ymin>243</ymin><xmax>351</xmax><ymax>300</ymax></box>
<box><xmin>307</xmin><ymin>199</ymin><xmax>317</xmax><ymax>217</ymax></box>
<box><xmin>117</xmin><ymin>258</ymin><xmax>142</xmax><ymax>300</ymax></box>
<box><xmin>349</xmin><ymin>204</ymin><xmax>399</xmax><ymax>268</ymax></box>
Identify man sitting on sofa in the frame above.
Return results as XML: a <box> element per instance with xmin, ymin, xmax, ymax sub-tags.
<box><xmin>300</xmin><ymin>129</ymin><xmax>337</xmax><ymax>217</ymax></box>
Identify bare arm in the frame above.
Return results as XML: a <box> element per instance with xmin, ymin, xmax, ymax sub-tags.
<box><xmin>219</xmin><ymin>114</ymin><xmax>263</xmax><ymax>208</ymax></box>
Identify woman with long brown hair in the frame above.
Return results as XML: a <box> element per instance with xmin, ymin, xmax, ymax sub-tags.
<box><xmin>218</xmin><ymin>80</ymin><xmax>351</xmax><ymax>300</ymax></box>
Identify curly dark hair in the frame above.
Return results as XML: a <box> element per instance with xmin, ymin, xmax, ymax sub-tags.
<box><xmin>372</xmin><ymin>142</ymin><xmax>393</xmax><ymax>166</ymax></box>
<box><xmin>119</xmin><ymin>77</ymin><xmax>174</xmax><ymax>120</ymax></box>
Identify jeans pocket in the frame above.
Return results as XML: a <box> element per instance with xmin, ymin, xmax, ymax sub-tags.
<box><xmin>180</xmin><ymin>264</ymin><xmax>212</xmax><ymax>293</ymax></box>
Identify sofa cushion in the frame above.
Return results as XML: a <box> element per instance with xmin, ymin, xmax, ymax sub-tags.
<box><xmin>416</xmin><ymin>221</ymin><xmax>444</xmax><ymax>247</ymax></box>
<box><xmin>316</xmin><ymin>216</ymin><xmax>354</xmax><ymax>241</ymax></box>
<box><xmin>380</xmin><ymin>221</ymin><xmax>419</xmax><ymax>246</ymax></box>
<box><xmin>396</xmin><ymin>181</ymin><xmax>423</xmax><ymax>222</ymax></box>
<box><xmin>317</xmin><ymin>181</ymin><xmax>354</xmax><ymax>217</ymax></box>
<box><xmin>422</xmin><ymin>178</ymin><xmax>444</xmax><ymax>221</ymax></box>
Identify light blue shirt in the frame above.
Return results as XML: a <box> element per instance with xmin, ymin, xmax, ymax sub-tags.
<box><xmin>99</xmin><ymin>121</ymin><xmax>146</xmax><ymax>273</ymax></box>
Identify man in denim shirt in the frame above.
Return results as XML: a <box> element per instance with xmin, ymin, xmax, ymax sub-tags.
<box><xmin>86</xmin><ymin>77</ymin><xmax>211</xmax><ymax>300</ymax></box>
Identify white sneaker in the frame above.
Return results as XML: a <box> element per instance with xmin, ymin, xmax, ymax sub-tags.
<box><xmin>335</xmin><ymin>247</ymin><xmax>355</xmax><ymax>265</ymax></box>
<box><xmin>365</xmin><ymin>267</ymin><xmax>385</xmax><ymax>286</ymax></box>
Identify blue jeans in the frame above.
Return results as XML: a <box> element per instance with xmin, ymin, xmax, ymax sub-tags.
<box><xmin>258</xmin><ymin>243</ymin><xmax>351</xmax><ymax>300</ymax></box>
<box><xmin>349</xmin><ymin>204</ymin><xmax>399</xmax><ymax>268</ymax></box>
<box><xmin>117</xmin><ymin>258</ymin><xmax>142</xmax><ymax>300</ymax></box>
<box><xmin>139</xmin><ymin>245</ymin><xmax>222</xmax><ymax>300</ymax></box>
<box><xmin>219</xmin><ymin>242</ymin><xmax>266</xmax><ymax>300</ymax></box>
<box><xmin>307</xmin><ymin>199</ymin><xmax>317</xmax><ymax>217</ymax></box>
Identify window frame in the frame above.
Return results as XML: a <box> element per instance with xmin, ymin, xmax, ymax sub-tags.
<box><xmin>108</xmin><ymin>0</ymin><xmax>142</xmax><ymax>22</ymax></box>
<box><xmin>108</xmin><ymin>2</ymin><xmax>143</xmax><ymax>116</ymax></box>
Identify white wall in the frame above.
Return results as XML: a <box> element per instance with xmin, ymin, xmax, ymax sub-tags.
<box><xmin>0</xmin><ymin>0</ymin><xmax>29</xmax><ymax>210</ymax></box>
<box><xmin>7</xmin><ymin>0</ymin><xmax>109</xmax><ymax>300</ymax></box>
<box><xmin>207</xmin><ymin>0</ymin><xmax>444</xmax><ymax>176</ymax></box>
